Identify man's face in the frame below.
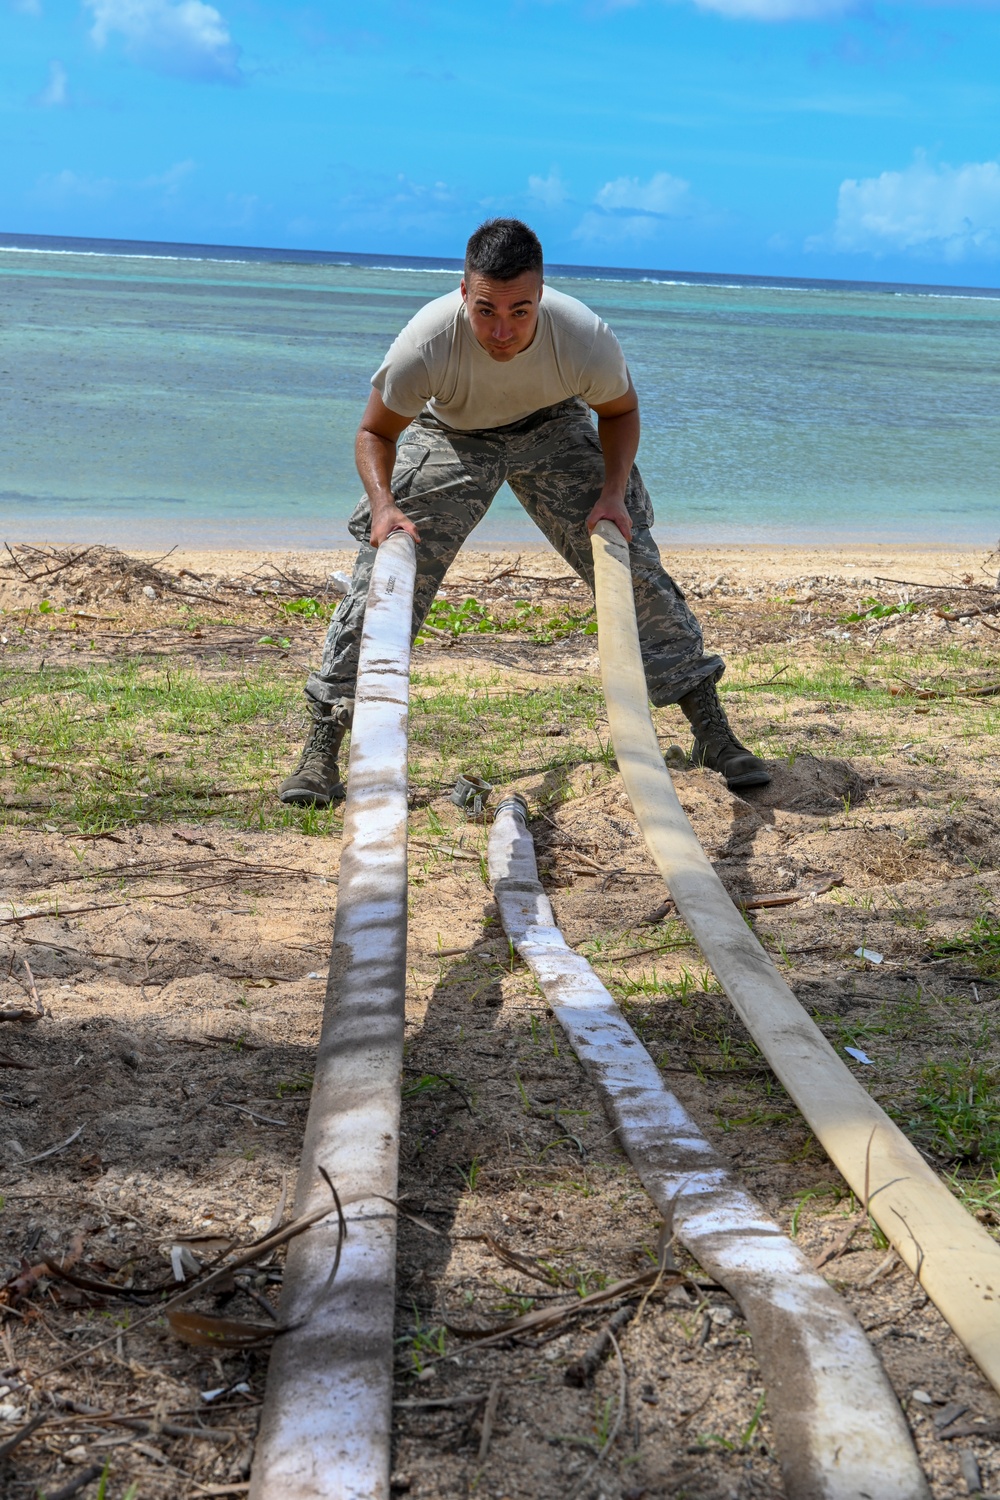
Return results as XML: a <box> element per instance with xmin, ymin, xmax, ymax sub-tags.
<box><xmin>461</xmin><ymin>271</ymin><xmax>543</xmax><ymax>362</ymax></box>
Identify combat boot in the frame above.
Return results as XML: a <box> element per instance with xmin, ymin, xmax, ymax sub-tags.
<box><xmin>678</xmin><ymin>679</ymin><xmax>770</xmax><ymax>790</ymax></box>
<box><xmin>278</xmin><ymin>699</ymin><xmax>354</xmax><ymax>807</ymax></box>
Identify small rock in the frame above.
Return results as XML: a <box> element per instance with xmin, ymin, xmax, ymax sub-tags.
<box><xmin>142</xmin><ymin>585</ymin><xmax>157</xmax><ymax>600</ymax></box>
<box><xmin>911</xmin><ymin>1388</ymin><xmax>933</xmax><ymax>1404</ymax></box>
<box><xmin>65</xmin><ymin>1445</ymin><xmax>90</xmax><ymax>1463</ymax></box>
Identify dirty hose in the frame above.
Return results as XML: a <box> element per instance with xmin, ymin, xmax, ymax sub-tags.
<box><xmin>250</xmin><ymin>531</ymin><xmax>416</xmax><ymax>1500</ymax></box>
<box><xmin>489</xmin><ymin>795</ymin><xmax>928</xmax><ymax>1500</ymax></box>
<box><xmin>590</xmin><ymin>518</ymin><xmax>1000</xmax><ymax>1398</ymax></box>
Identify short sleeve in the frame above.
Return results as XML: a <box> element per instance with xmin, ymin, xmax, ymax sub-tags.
<box><xmin>371</xmin><ymin>331</ymin><xmax>434</xmax><ymax>419</ymax></box>
<box><xmin>577</xmin><ymin>320</ymin><xmax>630</xmax><ymax>408</ymax></box>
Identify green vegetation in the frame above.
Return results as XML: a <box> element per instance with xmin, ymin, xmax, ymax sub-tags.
<box><xmin>417</xmin><ymin>594</ymin><xmax>597</xmax><ymax>644</ymax></box>
<box><xmin>276</xmin><ymin>1072</ymin><xmax>314</xmax><ymax>1098</ymax></box>
<box><xmin>840</xmin><ymin>597</ymin><xmax>921</xmax><ymax>623</ymax></box>
<box><xmin>4</xmin><ymin>629</ymin><xmax>995</xmax><ymax>838</ymax></box>
<box><xmin>409</xmin><ymin>674</ymin><xmax>607</xmax><ymax>789</ymax></box>
<box><xmin>931</xmin><ymin>915</ymin><xmax>1000</xmax><ymax>975</ymax></box>
<box><xmin>0</xmin><ymin>660</ymin><xmax>304</xmax><ymax>832</ymax></box>
<box><xmin>279</xmin><ymin>595</ymin><xmax>336</xmax><ymax>620</ymax></box>
<box><xmin>895</xmin><ymin>1060</ymin><xmax>1000</xmax><ymax>1168</ymax></box>
<box><xmin>396</xmin><ymin>1310</ymin><xmax>447</xmax><ymax>1373</ymax></box>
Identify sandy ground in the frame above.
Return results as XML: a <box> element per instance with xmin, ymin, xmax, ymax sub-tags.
<box><xmin>127</xmin><ymin>541</ymin><xmax>998</xmax><ymax>590</ymax></box>
<box><xmin>0</xmin><ymin>540</ymin><xmax>998</xmax><ymax>1500</ymax></box>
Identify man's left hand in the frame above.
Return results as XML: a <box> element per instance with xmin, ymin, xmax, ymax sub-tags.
<box><xmin>586</xmin><ymin>492</ymin><xmax>633</xmax><ymax>542</ymax></box>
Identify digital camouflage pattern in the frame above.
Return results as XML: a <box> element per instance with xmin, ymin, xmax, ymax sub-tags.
<box><xmin>306</xmin><ymin>399</ymin><xmax>724</xmax><ymax>711</ymax></box>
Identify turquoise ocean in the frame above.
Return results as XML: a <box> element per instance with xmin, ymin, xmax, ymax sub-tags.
<box><xmin>1</xmin><ymin>233</ymin><xmax>999</xmax><ymax>550</ymax></box>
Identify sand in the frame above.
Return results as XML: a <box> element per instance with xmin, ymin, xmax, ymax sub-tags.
<box><xmin>127</xmin><ymin>540</ymin><xmax>997</xmax><ymax>590</ymax></box>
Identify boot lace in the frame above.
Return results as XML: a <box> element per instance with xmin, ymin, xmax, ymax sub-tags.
<box><xmin>297</xmin><ymin>715</ymin><xmax>342</xmax><ymax>772</ymax></box>
<box><xmin>694</xmin><ymin>681</ymin><xmax>732</xmax><ymax>741</ymax></box>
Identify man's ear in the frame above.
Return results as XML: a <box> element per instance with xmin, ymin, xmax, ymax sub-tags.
<box><xmin>460</xmin><ymin>278</ymin><xmax>467</xmax><ymax>302</ymax></box>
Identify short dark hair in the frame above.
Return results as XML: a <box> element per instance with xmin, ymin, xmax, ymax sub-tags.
<box><xmin>465</xmin><ymin>218</ymin><xmax>543</xmax><ymax>281</ymax></box>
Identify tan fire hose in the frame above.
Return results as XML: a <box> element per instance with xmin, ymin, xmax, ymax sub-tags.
<box><xmin>590</xmin><ymin>518</ymin><xmax>1000</xmax><ymax>1399</ymax></box>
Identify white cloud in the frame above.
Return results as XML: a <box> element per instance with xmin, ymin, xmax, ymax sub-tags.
<box><xmin>140</xmin><ymin>158</ymin><xmax>195</xmax><ymax>192</ymax></box>
<box><xmin>528</xmin><ymin>171</ymin><xmax>569</xmax><ymax>208</ymax></box>
<box><xmin>35</xmin><ymin>59</ymin><xmax>69</xmax><ymax>106</ymax></box>
<box><xmin>695</xmin><ymin>0</ymin><xmax>1000</xmax><ymax>19</ymax></box>
<box><xmin>595</xmin><ymin>171</ymin><xmax>692</xmax><ymax>215</ymax></box>
<box><xmin>32</xmin><ymin>159</ymin><xmax>196</xmax><ymax>205</ymax></box>
<box><xmin>573</xmin><ymin>211</ymin><xmax>666</xmax><ymax>245</ymax></box>
<box><xmin>85</xmin><ymin>0</ymin><xmax>241</xmax><ymax>83</ymax></box>
<box><xmin>573</xmin><ymin>170</ymin><xmax>697</xmax><ymax>244</ymax></box>
<box><xmin>32</xmin><ymin>168</ymin><xmax>116</xmax><ymax>202</ymax></box>
<box><xmin>693</xmin><ymin>0</ymin><xmax>850</xmax><ymax>18</ymax></box>
<box><xmin>818</xmin><ymin>152</ymin><xmax>1000</xmax><ymax>262</ymax></box>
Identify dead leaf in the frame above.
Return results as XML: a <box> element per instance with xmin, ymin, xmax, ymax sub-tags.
<box><xmin>166</xmin><ymin>1308</ymin><xmax>280</xmax><ymax>1348</ymax></box>
<box><xmin>3</xmin><ymin>1230</ymin><xmax>86</xmax><ymax>1306</ymax></box>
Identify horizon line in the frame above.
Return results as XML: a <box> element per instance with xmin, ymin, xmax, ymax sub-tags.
<box><xmin>2</xmin><ymin>228</ymin><xmax>999</xmax><ymax>299</ymax></box>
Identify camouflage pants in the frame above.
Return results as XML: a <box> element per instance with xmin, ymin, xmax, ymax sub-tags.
<box><xmin>306</xmin><ymin>398</ymin><xmax>723</xmax><ymax>710</ymax></box>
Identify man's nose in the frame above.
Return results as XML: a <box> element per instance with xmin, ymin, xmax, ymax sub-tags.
<box><xmin>493</xmin><ymin>319</ymin><xmax>514</xmax><ymax>342</ymax></box>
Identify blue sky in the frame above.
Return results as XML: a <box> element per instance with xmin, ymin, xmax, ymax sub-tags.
<box><xmin>3</xmin><ymin>0</ymin><xmax>1000</xmax><ymax>285</ymax></box>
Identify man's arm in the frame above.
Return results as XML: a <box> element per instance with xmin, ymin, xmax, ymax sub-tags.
<box><xmin>588</xmin><ymin>375</ymin><xmax>640</xmax><ymax>542</ymax></box>
<box><xmin>355</xmin><ymin>390</ymin><xmax>421</xmax><ymax>546</ymax></box>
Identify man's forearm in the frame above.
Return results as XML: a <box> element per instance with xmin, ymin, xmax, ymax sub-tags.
<box><xmin>597</xmin><ymin>408</ymin><xmax>640</xmax><ymax>498</ymax></box>
<box><xmin>355</xmin><ymin>428</ymin><xmax>398</xmax><ymax>513</ymax></box>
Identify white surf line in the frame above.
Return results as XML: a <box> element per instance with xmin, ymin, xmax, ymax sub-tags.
<box><xmin>250</xmin><ymin>531</ymin><xmax>416</xmax><ymax>1500</ymax></box>
<box><xmin>589</xmin><ymin>519</ymin><xmax>1000</xmax><ymax>1399</ymax></box>
<box><xmin>489</xmin><ymin>795</ymin><xmax>928</xmax><ymax>1500</ymax></box>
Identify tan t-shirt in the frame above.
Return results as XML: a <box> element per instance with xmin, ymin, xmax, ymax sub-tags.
<box><xmin>371</xmin><ymin>286</ymin><xmax>629</xmax><ymax>431</ymax></box>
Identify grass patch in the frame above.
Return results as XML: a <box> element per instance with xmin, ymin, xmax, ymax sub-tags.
<box><xmin>409</xmin><ymin>677</ymin><xmax>606</xmax><ymax>787</ymax></box>
<box><xmin>894</xmin><ymin>1060</ymin><xmax>1000</xmax><ymax>1168</ymax></box>
<box><xmin>0</xmin><ymin>659</ymin><xmax>312</xmax><ymax>831</ymax></box>
<box><xmin>931</xmin><ymin>915</ymin><xmax>1000</xmax><ymax>976</ymax></box>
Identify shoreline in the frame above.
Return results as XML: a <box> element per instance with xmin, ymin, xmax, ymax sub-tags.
<box><xmin>119</xmin><ymin>540</ymin><xmax>996</xmax><ymax>589</ymax></box>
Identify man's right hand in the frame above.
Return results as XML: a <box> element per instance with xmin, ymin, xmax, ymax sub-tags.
<box><xmin>370</xmin><ymin>503</ymin><xmax>421</xmax><ymax>548</ymax></box>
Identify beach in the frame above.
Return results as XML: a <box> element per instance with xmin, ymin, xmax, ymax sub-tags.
<box><xmin>1</xmin><ymin>536</ymin><xmax>999</xmax><ymax>1497</ymax></box>
<box><xmin>120</xmin><ymin>539</ymin><xmax>996</xmax><ymax>587</ymax></box>
<box><xmin>4</xmin><ymin>238</ymin><xmax>1000</xmax><ymax>551</ymax></box>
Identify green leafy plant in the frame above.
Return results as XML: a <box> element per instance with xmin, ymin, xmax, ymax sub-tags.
<box><xmin>416</xmin><ymin>595</ymin><xmax>598</xmax><ymax>645</ymax></box>
<box><xmin>396</xmin><ymin>1310</ymin><xmax>447</xmax><ymax>1372</ymax></box>
<box><xmin>840</xmin><ymin>597</ymin><xmax>920</xmax><ymax>623</ymax></box>
<box><xmin>279</xmin><ymin>596</ymin><xmax>334</xmax><ymax>620</ymax></box>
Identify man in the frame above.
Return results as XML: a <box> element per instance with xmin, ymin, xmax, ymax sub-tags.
<box><xmin>280</xmin><ymin>218</ymin><xmax>769</xmax><ymax>806</ymax></box>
